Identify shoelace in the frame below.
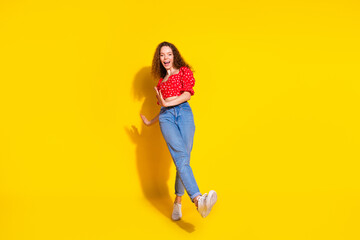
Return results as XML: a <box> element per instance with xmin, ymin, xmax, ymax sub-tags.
<box><xmin>198</xmin><ymin>194</ymin><xmax>207</xmax><ymax>206</ymax></box>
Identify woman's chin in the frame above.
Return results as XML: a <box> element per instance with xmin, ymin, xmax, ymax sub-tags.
<box><xmin>162</xmin><ymin>65</ymin><xmax>172</xmax><ymax>70</ymax></box>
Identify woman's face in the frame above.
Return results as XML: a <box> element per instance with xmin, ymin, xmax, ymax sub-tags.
<box><xmin>160</xmin><ymin>46</ymin><xmax>174</xmax><ymax>70</ymax></box>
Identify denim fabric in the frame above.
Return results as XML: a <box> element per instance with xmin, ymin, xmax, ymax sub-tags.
<box><xmin>159</xmin><ymin>101</ymin><xmax>201</xmax><ymax>202</ymax></box>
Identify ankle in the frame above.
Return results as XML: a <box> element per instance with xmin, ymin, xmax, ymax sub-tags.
<box><xmin>194</xmin><ymin>195</ymin><xmax>200</xmax><ymax>207</ymax></box>
<box><xmin>174</xmin><ymin>196</ymin><xmax>182</xmax><ymax>204</ymax></box>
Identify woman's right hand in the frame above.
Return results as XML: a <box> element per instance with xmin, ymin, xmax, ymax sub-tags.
<box><xmin>140</xmin><ymin>114</ymin><xmax>151</xmax><ymax>126</ymax></box>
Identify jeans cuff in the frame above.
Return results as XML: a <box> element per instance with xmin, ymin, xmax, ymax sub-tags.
<box><xmin>190</xmin><ymin>192</ymin><xmax>202</xmax><ymax>202</ymax></box>
<box><xmin>175</xmin><ymin>192</ymin><xmax>185</xmax><ymax>197</ymax></box>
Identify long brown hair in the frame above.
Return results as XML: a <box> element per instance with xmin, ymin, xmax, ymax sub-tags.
<box><xmin>151</xmin><ymin>41</ymin><xmax>193</xmax><ymax>79</ymax></box>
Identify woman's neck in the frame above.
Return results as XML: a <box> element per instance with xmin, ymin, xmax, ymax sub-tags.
<box><xmin>167</xmin><ymin>67</ymin><xmax>179</xmax><ymax>76</ymax></box>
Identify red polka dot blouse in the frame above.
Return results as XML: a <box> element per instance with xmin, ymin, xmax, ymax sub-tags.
<box><xmin>156</xmin><ymin>66</ymin><xmax>195</xmax><ymax>103</ymax></box>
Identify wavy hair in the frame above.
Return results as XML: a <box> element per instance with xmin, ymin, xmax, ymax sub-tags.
<box><xmin>151</xmin><ymin>41</ymin><xmax>193</xmax><ymax>80</ymax></box>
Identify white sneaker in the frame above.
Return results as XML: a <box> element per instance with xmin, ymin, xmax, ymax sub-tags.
<box><xmin>197</xmin><ymin>190</ymin><xmax>217</xmax><ymax>218</ymax></box>
<box><xmin>172</xmin><ymin>203</ymin><xmax>182</xmax><ymax>221</ymax></box>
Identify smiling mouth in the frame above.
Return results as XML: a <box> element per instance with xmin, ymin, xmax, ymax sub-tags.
<box><xmin>164</xmin><ymin>61</ymin><xmax>170</xmax><ymax>65</ymax></box>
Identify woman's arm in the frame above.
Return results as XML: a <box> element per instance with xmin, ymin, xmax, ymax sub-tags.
<box><xmin>140</xmin><ymin>113</ymin><xmax>159</xmax><ymax>126</ymax></box>
<box><xmin>164</xmin><ymin>92</ymin><xmax>191</xmax><ymax>107</ymax></box>
<box><xmin>141</xmin><ymin>89</ymin><xmax>191</xmax><ymax>126</ymax></box>
<box><xmin>155</xmin><ymin>87</ymin><xmax>191</xmax><ymax>107</ymax></box>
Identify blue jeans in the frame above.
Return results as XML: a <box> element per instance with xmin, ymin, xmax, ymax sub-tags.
<box><xmin>159</xmin><ymin>101</ymin><xmax>201</xmax><ymax>202</ymax></box>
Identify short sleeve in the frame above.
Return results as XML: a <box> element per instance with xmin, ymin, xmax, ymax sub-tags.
<box><xmin>156</xmin><ymin>78</ymin><xmax>162</xmax><ymax>105</ymax></box>
<box><xmin>180</xmin><ymin>67</ymin><xmax>195</xmax><ymax>95</ymax></box>
<box><xmin>156</xmin><ymin>78</ymin><xmax>162</xmax><ymax>90</ymax></box>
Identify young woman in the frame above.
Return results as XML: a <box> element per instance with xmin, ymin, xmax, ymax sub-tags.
<box><xmin>140</xmin><ymin>41</ymin><xmax>217</xmax><ymax>220</ymax></box>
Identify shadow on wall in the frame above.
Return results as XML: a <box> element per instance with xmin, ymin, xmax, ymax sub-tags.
<box><xmin>125</xmin><ymin>67</ymin><xmax>195</xmax><ymax>233</ymax></box>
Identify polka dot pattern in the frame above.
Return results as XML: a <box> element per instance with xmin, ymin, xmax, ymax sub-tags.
<box><xmin>156</xmin><ymin>67</ymin><xmax>195</xmax><ymax>104</ymax></box>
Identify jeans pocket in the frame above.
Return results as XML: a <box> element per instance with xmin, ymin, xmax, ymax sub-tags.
<box><xmin>180</xmin><ymin>103</ymin><xmax>192</xmax><ymax>113</ymax></box>
<box><xmin>159</xmin><ymin>108</ymin><xmax>173</xmax><ymax>123</ymax></box>
<box><xmin>179</xmin><ymin>104</ymin><xmax>194</xmax><ymax>121</ymax></box>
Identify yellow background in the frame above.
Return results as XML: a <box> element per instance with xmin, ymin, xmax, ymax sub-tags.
<box><xmin>1</xmin><ymin>0</ymin><xmax>359</xmax><ymax>239</ymax></box>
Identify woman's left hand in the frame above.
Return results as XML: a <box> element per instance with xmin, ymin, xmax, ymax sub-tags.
<box><xmin>154</xmin><ymin>87</ymin><xmax>168</xmax><ymax>107</ymax></box>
